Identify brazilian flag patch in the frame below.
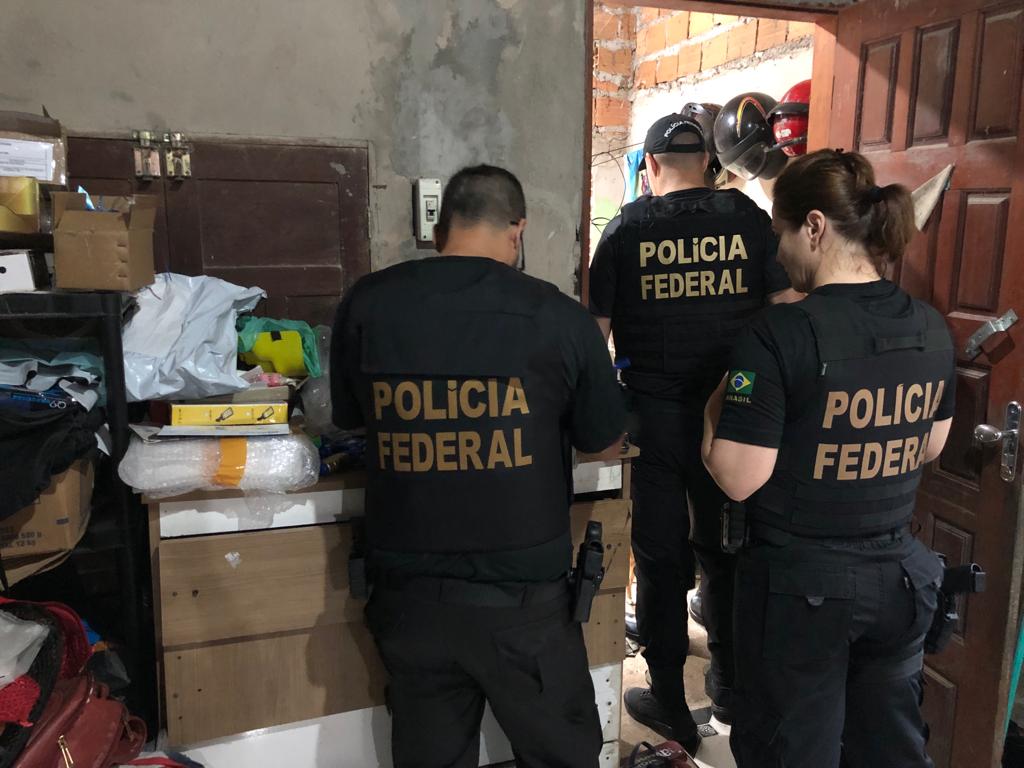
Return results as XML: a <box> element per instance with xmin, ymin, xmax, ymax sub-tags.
<box><xmin>728</xmin><ymin>370</ymin><xmax>756</xmax><ymax>396</ymax></box>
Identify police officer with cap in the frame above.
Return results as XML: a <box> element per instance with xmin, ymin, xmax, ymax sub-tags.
<box><xmin>702</xmin><ymin>149</ymin><xmax>955</xmax><ymax>767</ymax></box>
<box><xmin>589</xmin><ymin>109</ymin><xmax>796</xmax><ymax>751</ymax></box>
<box><xmin>332</xmin><ymin>164</ymin><xmax>626</xmax><ymax>768</ymax></box>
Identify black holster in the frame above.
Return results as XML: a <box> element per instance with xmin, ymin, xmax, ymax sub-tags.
<box><xmin>721</xmin><ymin>500</ymin><xmax>747</xmax><ymax>554</ymax></box>
<box><xmin>571</xmin><ymin>521</ymin><xmax>605</xmax><ymax>623</ymax></box>
<box><xmin>924</xmin><ymin>559</ymin><xmax>986</xmax><ymax>655</ymax></box>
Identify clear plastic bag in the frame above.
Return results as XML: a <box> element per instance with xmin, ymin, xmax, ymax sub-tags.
<box><xmin>300</xmin><ymin>325</ymin><xmax>334</xmax><ymax>436</ymax></box>
<box><xmin>118</xmin><ymin>433</ymin><xmax>319</xmax><ymax>499</ymax></box>
<box><xmin>0</xmin><ymin>611</ymin><xmax>48</xmax><ymax>691</ymax></box>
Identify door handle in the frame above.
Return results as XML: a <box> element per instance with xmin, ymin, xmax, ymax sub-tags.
<box><xmin>965</xmin><ymin>309</ymin><xmax>1017</xmax><ymax>360</ymax></box>
<box><xmin>974</xmin><ymin>400</ymin><xmax>1021</xmax><ymax>482</ymax></box>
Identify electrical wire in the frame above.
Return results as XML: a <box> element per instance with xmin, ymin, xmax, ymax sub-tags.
<box><xmin>590</xmin><ymin>149</ymin><xmax>630</xmax><ymax>237</ymax></box>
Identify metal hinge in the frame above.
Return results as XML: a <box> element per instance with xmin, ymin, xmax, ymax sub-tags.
<box><xmin>131</xmin><ymin>130</ymin><xmax>162</xmax><ymax>180</ymax></box>
<box><xmin>965</xmin><ymin>309</ymin><xmax>1018</xmax><ymax>360</ymax></box>
<box><xmin>164</xmin><ymin>132</ymin><xmax>193</xmax><ymax>180</ymax></box>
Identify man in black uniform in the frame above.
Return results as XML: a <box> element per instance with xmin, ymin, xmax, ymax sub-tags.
<box><xmin>588</xmin><ymin>110</ymin><xmax>795</xmax><ymax>750</ymax></box>
<box><xmin>331</xmin><ymin>165</ymin><xmax>626</xmax><ymax>768</ymax></box>
<box><xmin>702</xmin><ymin>149</ymin><xmax>956</xmax><ymax>768</ymax></box>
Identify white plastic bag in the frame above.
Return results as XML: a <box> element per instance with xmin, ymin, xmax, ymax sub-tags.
<box><xmin>0</xmin><ymin>611</ymin><xmax>47</xmax><ymax>691</ymax></box>
<box><xmin>122</xmin><ymin>273</ymin><xmax>265</xmax><ymax>402</ymax></box>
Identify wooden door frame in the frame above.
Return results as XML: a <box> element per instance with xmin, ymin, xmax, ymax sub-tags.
<box><xmin>580</xmin><ymin>0</ymin><xmax>838</xmax><ymax>305</ymax></box>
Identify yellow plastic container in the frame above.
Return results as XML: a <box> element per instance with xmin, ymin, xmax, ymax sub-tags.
<box><xmin>240</xmin><ymin>330</ymin><xmax>306</xmax><ymax>377</ymax></box>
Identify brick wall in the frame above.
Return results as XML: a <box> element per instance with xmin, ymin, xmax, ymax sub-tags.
<box><xmin>634</xmin><ymin>10</ymin><xmax>816</xmax><ymax>91</ymax></box>
<box><xmin>593</xmin><ymin>5</ymin><xmax>636</xmax><ymax>131</ymax></box>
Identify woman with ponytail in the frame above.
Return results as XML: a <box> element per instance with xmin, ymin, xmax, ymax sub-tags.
<box><xmin>701</xmin><ymin>149</ymin><xmax>956</xmax><ymax>767</ymax></box>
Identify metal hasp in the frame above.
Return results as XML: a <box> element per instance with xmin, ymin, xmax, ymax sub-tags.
<box><xmin>965</xmin><ymin>309</ymin><xmax>1018</xmax><ymax>360</ymax></box>
<box><xmin>131</xmin><ymin>130</ymin><xmax>161</xmax><ymax>180</ymax></box>
<box><xmin>974</xmin><ymin>400</ymin><xmax>1021</xmax><ymax>482</ymax></box>
<box><xmin>164</xmin><ymin>132</ymin><xmax>192</xmax><ymax>180</ymax></box>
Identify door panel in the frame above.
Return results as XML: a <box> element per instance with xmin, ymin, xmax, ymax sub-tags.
<box><xmin>828</xmin><ymin>1</ymin><xmax>1024</xmax><ymax>765</ymax></box>
<box><xmin>67</xmin><ymin>137</ymin><xmax>370</xmax><ymax>328</ymax></box>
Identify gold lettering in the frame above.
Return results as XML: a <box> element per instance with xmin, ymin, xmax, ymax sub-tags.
<box><xmin>488</xmin><ymin>379</ymin><xmax>500</xmax><ymax>418</ymax></box>
<box><xmin>669</xmin><ymin>272</ymin><xmax>684</xmax><ymax>298</ymax></box>
<box><xmin>838</xmin><ymin>443</ymin><xmax>861</xmax><ymax>480</ymax></box>
<box><xmin>377</xmin><ymin>432</ymin><xmax>391</xmax><ymax>469</ymax></box>
<box><xmin>459</xmin><ymin>431</ymin><xmax>484</xmax><ymax>470</ymax></box>
<box><xmin>447</xmin><ymin>380</ymin><xmax>458</xmax><ymax>417</ymax></box>
<box><xmin>874</xmin><ymin>387</ymin><xmax>892</xmax><ymax>427</ymax></box>
<box><xmin>922</xmin><ymin>382</ymin><xmax>934</xmax><ymax>422</ymax></box>
<box><xmin>906</xmin><ymin>383</ymin><xmax>924</xmax><ymax>423</ymax></box>
<box><xmin>728</xmin><ymin>234</ymin><xmax>748</xmax><ymax>260</ymax></box>
<box><xmin>654</xmin><ymin>273</ymin><xmax>670</xmax><ymax>299</ymax></box>
<box><xmin>901</xmin><ymin>436</ymin><xmax>920</xmax><ymax>474</ymax></box>
<box><xmin>814</xmin><ymin>443</ymin><xmax>838</xmax><ymax>479</ymax></box>
<box><xmin>718</xmin><ymin>270</ymin><xmax>735</xmax><ymax>294</ymax></box>
<box><xmin>735</xmin><ymin>268</ymin><xmax>748</xmax><ymax>294</ymax></box>
<box><xmin>412</xmin><ymin>433</ymin><xmax>434</xmax><ymax>471</ymax></box>
<box><xmin>657</xmin><ymin>240</ymin><xmax>675</xmax><ymax>265</ymax></box>
<box><xmin>893</xmin><ymin>383</ymin><xmax>904</xmax><ymax>425</ymax></box>
<box><xmin>423</xmin><ymin>381</ymin><xmax>445</xmax><ymax>420</ymax></box>
<box><xmin>503</xmin><ymin>377</ymin><xmax>530</xmax><ymax>416</ymax></box>
<box><xmin>640</xmin><ymin>241</ymin><xmax>656</xmax><ymax>268</ymax></box>
<box><xmin>700</xmin><ymin>237</ymin><xmax>718</xmax><ymax>262</ymax></box>
<box><xmin>394</xmin><ymin>382</ymin><xmax>421</xmax><ymax>421</ymax></box>
<box><xmin>460</xmin><ymin>380</ymin><xmax>486</xmax><ymax>418</ymax></box>
<box><xmin>850</xmin><ymin>389</ymin><xmax>872</xmax><ymax>429</ymax></box>
<box><xmin>373</xmin><ymin>382</ymin><xmax>393</xmax><ymax>420</ymax></box>
<box><xmin>861</xmin><ymin>442</ymin><xmax>883</xmax><ymax>479</ymax></box>
<box><xmin>930</xmin><ymin>380</ymin><xmax>946</xmax><ymax>419</ymax></box>
<box><xmin>685</xmin><ymin>270</ymin><xmax>700</xmax><ymax>296</ymax></box>
<box><xmin>513</xmin><ymin>428</ymin><xmax>533</xmax><ymax>467</ymax></box>
<box><xmin>679</xmin><ymin>239</ymin><xmax>695</xmax><ymax>265</ymax></box>
<box><xmin>488</xmin><ymin>430</ymin><xmax>513</xmax><ymax>469</ymax></box>
<box><xmin>882</xmin><ymin>439</ymin><xmax>902</xmax><ymax>477</ymax></box>
<box><xmin>641</xmin><ymin>274</ymin><xmax>654</xmax><ymax>300</ymax></box>
<box><xmin>916</xmin><ymin>433</ymin><xmax>931</xmax><ymax>469</ymax></box>
<box><xmin>823</xmin><ymin>391</ymin><xmax>849</xmax><ymax>428</ymax></box>
<box><xmin>436</xmin><ymin>432</ymin><xmax>457</xmax><ymax>471</ymax></box>
<box><xmin>392</xmin><ymin>432</ymin><xmax>411</xmax><ymax>471</ymax></box>
<box><xmin>700</xmin><ymin>270</ymin><xmax>714</xmax><ymax>296</ymax></box>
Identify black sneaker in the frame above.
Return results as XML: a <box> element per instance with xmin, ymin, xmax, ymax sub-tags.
<box><xmin>624</xmin><ymin>687</ymin><xmax>701</xmax><ymax>756</ymax></box>
<box><xmin>688</xmin><ymin>592</ymin><xmax>705</xmax><ymax>628</ymax></box>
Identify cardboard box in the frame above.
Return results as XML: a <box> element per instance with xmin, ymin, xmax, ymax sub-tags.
<box><xmin>0</xmin><ymin>250</ymin><xmax>49</xmax><ymax>293</ymax></box>
<box><xmin>0</xmin><ymin>176</ymin><xmax>49</xmax><ymax>235</ymax></box>
<box><xmin>0</xmin><ymin>461</ymin><xmax>93</xmax><ymax>558</ymax></box>
<box><xmin>170</xmin><ymin>402</ymin><xmax>288</xmax><ymax>426</ymax></box>
<box><xmin>0</xmin><ymin>110</ymin><xmax>68</xmax><ymax>186</ymax></box>
<box><xmin>53</xmin><ymin>192</ymin><xmax>157</xmax><ymax>291</ymax></box>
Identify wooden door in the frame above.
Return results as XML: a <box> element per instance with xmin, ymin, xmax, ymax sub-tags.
<box><xmin>68</xmin><ymin>137</ymin><xmax>371</xmax><ymax>327</ymax></box>
<box><xmin>827</xmin><ymin>1</ymin><xmax>1024</xmax><ymax>765</ymax></box>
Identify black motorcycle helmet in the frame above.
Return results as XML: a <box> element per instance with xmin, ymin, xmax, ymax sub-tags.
<box><xmin>713</xmin><ymin>92</ymin><xmax>788</xmax><ymax>181</ymax></box>
<box><xmin>680</xmin><ymin>102</ymin><xmax>728</xmax><ymax>188</ymax></box>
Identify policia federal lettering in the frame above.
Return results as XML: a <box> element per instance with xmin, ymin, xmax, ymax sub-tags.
<box><xmin>373</xmin><ymin>378</ymin><xmax>532</xmax><ymax>472</ymax></box>
<box><xmin>638</xmin><ymin>234</ymin><xmax>749</xmax><ymax>300</ymax></box>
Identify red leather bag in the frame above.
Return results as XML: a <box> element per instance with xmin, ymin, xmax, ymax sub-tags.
<box><xmin>12</xmin><ymin>675</ymin><xmax>145</xmax><ymax>768</ymax></box>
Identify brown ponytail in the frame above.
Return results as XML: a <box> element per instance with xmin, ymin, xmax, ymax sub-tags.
<box><xmin>772</xmin><ymin>149</ymin><xmax>916</xmax><ymax>272</ymax></box>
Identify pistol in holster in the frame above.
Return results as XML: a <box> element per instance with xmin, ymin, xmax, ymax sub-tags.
<box><xmin>348</xmin><ymin>517</ymin><xmax>370</xmax><ymax>601</ymax></box>
<box><xmin>721</xmin><ymin>500</ymin><xmax>748</xmax><ymax>554</ymax></box>
<box><xmin>924</xmin><ymin>556</ymin><xmax>986</xmax><ymax>655</ymax></box>
<box><xmin>572</xmin><ymin>521</ymin><xmax>606</xmax><ymax>623</ymax></box>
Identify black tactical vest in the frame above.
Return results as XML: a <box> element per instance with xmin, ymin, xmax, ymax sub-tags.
<box><xmin>750</xmin><ymin>292</ymin><xmax>954</xmax><ymax>537</ymax></box>
<box><xmin>610</xmin><ymin>189</ymin><xmax>771</xmax><ymax>394</ymax></box>
<box><xmin>357</xmin><ymin>261</ymin><xmax>574</xmax><ymax>558</ymax></box>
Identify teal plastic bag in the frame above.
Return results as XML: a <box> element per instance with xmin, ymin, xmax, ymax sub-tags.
<box><xmin>237</xmin><ymin>317</ymin><xmax>322</xmax><ymax>378</ymax></box>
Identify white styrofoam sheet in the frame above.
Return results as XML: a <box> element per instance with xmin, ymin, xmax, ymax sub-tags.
<box><xmin>174</xmin><ymin>663</ymin><xmax>623</xmax><ymax>768</ymax></box>
<box><xmin>157</xmin><ymin>462</ymin><xmax>621</xmax><ymax>539</ymax></box>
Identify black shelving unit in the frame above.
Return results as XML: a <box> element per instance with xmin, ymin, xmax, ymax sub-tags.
<box><xmin>0</xmin><ymin>290</ymin><xmax>155</xmax><ymax>728</ymax></box>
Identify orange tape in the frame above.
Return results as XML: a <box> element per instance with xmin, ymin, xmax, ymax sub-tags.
<box><xmin>213</xmin><ymin>438</ymin><xmax>247</xmax><ymax>487</ymax></box>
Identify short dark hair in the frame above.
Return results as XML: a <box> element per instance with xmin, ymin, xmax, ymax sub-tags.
<box><xmin>773</xmin><ymin>149</ymin><xmax>915</xmax><ymax>271</ymax></box>
<box><xmin>435</xmin><ymin>165</ymin><xmax>526</xmax><ymax>249</ymax></box>
<box><xmin>653</xmin><ymin>131</ymin><xmax>706</xmax><ymax>172</ymax></box>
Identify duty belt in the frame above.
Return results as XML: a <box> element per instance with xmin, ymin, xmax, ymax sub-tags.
<box><xmin>381</xmin><ymin>573</ymin><xmax>570</xmax><ymax>608</ymax></box>
<box><xmin>747</xmin><ymin>521</ymin><xmax>910</xmax><ymax>547</ymax></box>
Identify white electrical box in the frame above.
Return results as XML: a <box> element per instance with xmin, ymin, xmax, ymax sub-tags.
<box><xmin>414</xmin><ymin>178</ymin><xmax>442</xmax><ymax>243</ymax></box>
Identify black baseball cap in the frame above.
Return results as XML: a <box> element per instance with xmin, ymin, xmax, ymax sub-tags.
<box><xmin>638</xmin><ymin>113</ymin><xmax>705</xmax><ymax>171</ymax></box>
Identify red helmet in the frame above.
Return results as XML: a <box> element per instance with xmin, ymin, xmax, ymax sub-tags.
<box><xmin>768</xmin><ymin>79</ymin><xmax>811</xmax><ymax>157</ymax></box>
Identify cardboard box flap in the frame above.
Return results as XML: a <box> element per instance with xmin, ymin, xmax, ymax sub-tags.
<box><xmin>0</xmin><ymin>110</ymin><xmax>63</xmax><ymax>139</ymax></box>
<box><xmin>0</xmin><ymin>177</ymin><xmax>38</xmax><ymax>216</ymax></box>
<box><xmin>53</xmin><ymin>192</ymin><xmax>157</xmax><ymax>232</ymax></box>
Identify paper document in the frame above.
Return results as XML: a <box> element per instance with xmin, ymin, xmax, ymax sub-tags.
<box><xmin>0</xmin><ymin>139</ymin><xmax>54</xmax><ymax>182</ymax></box>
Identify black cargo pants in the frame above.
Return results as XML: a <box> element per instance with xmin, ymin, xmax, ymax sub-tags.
<box><xmin>628</xmin><ymin>390</ymin><xmax>734</xmax><ymax>707</ymax></box>
<box><xmin>366</xmin><ymin>578</ymin><xmax>602</xmax><ymax>768</ymax></box>
<box><xmin>730</xmin><ymin>530</ymin><xmax>943</xmax><ymax>768</ymax></box>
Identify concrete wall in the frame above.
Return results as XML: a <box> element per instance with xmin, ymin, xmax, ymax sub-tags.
<box><xmin>0</xmin><ymin>0</ymin><xmax>587</xmax><ymax>294</ymax></box>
